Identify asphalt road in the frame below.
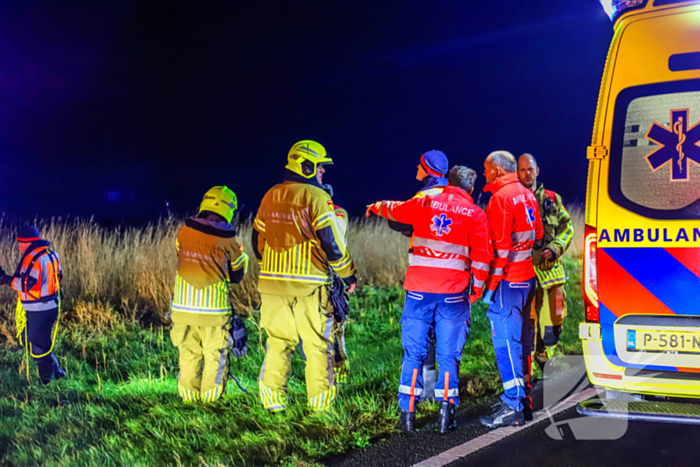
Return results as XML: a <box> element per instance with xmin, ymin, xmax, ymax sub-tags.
<box><xmin>450</xmin><ymin>407</ymin><xmax>700</xmax><ymax>467</ymax></box>
<box><xmin>325</xmin><ymin>359</ymin><xmax>700</xmax><ymax>467</ymax></box>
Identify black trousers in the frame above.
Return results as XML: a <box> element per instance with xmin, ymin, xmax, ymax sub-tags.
<box><xmin>23</xmin><ymin>307</ymin><xmax>61</xmax><ymax>382</ymax></box>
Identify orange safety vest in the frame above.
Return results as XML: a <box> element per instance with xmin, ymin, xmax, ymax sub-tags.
<box><xmin>11</xmin><ymin>243</ymin><xmax>62</xmax><ymax>312</ymax></box>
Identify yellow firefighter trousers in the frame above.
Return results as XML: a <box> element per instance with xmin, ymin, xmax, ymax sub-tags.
<box><xmin>530</xmin><ymin>284</ymin><xmax>567</xmax><ymax>358</ymax></box>
<box><xmin>170</xmin><ymin>323</ymin><xmax>232</xmax><ymax>403</ymax></box>
<box><xmin>259</xmin><ymin>287</ymin><xmax>336</xmax><ymax>411</ymax></box>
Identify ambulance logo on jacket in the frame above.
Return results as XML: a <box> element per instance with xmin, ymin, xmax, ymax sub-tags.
<box><xmin>645</xmin><ymin>109</ymin><xmax>700</xmax><ymax>181</ymax></box>
<box><xmin>525</xmin><ymin>205</ymin><xmax>535</xmax><ymax>226</ymax></box>
<box><xmin>430</xmin><ymin>214</ymin><xmax>452</xmax><ymax>237</ymax></box>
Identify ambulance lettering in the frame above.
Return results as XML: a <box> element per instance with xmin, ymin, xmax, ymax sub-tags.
<box><xmin>598</xmin><ymin>228</ymin><xmax>700</xmax><ymax>243</ymax></box>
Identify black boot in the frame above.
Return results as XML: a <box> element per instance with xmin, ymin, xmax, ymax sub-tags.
<box><xmin>51</xmin><ymin>354</ymin><xmax>66</xmax><ymax>381</ymax></box>
<box><xmin>398</xmin><ymin>410</ymin><xmax>415</xmax><ymax>433</ymax></box>
<box><xmin>479</xmin><ymin>401</ymin><xmax>525</xmax><ymax>428</ymax></box>
<box><xmin>36</xmin><ymin>353</ymin><xmax>65</xmax><ymax>385</ymax></box>
<box><xmin>36</xmin><ymin>355</ymin><xmax>55</xmax><ymax>385</ymax></box>
<box><xmin>438</xmin><ymin>401</ymin><xmax>457</xmax><ymax>434</ymax></box>
<box><xmin>522</xmin><ymin>400</ymin><xmax>533</xmax><ymax>421</ymax></box>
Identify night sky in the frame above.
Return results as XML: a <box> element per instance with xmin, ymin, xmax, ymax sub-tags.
<box><xmin>0</xmin><ymin>1</ymin><xmax>613</xmax><ymax>223</ymax></box>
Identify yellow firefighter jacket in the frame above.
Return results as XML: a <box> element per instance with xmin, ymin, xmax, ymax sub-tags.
<box><xmin>531</xmin><ymin>184</ymin><xmax>574</xmax><ymax>289</ymax></box>
<box><xmin>170</xmin><ymin>214</ymin><xmax>248</xmax><ymax>326</ymax></box>
<box><xmin>253</xmin><ymin>174</ymin><xmax>356</xmax><ymax>296</ymax></box>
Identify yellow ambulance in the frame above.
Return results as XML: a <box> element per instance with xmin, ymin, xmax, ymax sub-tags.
<box><xmin>580</xmin><ymin>0</ymin><xmax>700</xmax><ymax>414</ymax></box>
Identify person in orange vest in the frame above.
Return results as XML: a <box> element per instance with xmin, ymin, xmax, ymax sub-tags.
<box><xmin>0</xmin><ymin>226</ymin><xmax>65</xmax><ymax>384</ymax></box>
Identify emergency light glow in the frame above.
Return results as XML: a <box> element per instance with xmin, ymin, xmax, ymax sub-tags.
<box><xmin>599</xmin><ymin>0</ymin><xmax>645</xmax><ymax>20</ymax></box>
<box><xmin>583</xmin><ymin>226</ymin><xmax>599</xmax><ymax>323</ymax></box>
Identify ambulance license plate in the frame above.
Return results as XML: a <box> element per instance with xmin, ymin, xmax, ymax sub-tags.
<box><xmin>627</xmin><ymin>330</ymin><xmax>700</xmax><ymax>353</ymax></box>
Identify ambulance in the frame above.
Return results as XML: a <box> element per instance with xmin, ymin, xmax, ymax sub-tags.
<box><xmin>580</xmin><ymin>0</ymin><xmax>700</xmax><ymax>419</ymax></box>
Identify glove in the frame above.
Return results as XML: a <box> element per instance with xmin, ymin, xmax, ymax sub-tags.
<box><xmin>230</xmin><ymin>315</ymin><xmax>248</xmax><ymax>358</ymax></box>
<box><xmin>482</xmin><ymin>289</ymin><xmax>495</xmax><ymax>305</ymax></box>
<box><xmin>365</xmin><ymin>201</ymin><xmax>382</xmax><ymax>218</ymax></box>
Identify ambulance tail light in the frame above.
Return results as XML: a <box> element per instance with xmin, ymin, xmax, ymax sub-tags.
<box><xmin>584</xmin><ymin>225</ymin><xmax>599</xmax><ymax>323</ymax></box>
<box><xmin>598</xmin><ymin>0</ymin><xmax>645</xmax><ymax>21</ymax></box>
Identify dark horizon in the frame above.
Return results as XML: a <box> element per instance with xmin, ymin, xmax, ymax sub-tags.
<box><xmin>0</xmin><ymin>1</ymin><xmax>613</xmax><ymax>223</ymax></box>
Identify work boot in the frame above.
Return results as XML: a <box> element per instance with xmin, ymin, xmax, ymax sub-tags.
<box><xmin>36</xmin><ymin>354</ymin><xmax>62</xmax><ymax>385</ymax></box>
<box><xmin>522</xmin><ymin>398</ymin><xmax>533</xmax><ymax>421</ymax></box>
<box><xmin>51</xmin><ymin>354</ymin><xmax>66</xmax><ymax>381</ymax></box>
<box><xmin>438</xmin><ymin>401</ymin><xmax>457</xmax><ymax>434</ymax></box>
<box><xmin>398</xmin><ymin>410</ymin><xmax>415</xmax><ymax>433</ymax></box>
<box><xmin>479</xmin><ymin>402</ymin><xmax>525</xmax><ymax>429</ymax></box>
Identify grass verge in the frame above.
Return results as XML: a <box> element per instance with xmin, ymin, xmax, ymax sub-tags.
<box><xmin>0</xmin><ymin>258</ymin><xmax>583</xmax><ymax>467</ymax></box>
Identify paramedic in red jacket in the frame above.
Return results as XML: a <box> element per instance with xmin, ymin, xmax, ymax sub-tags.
<box><xmin>367</xmin><ymin>166</ymin><xmax>492</xmax><ymax>434</ymax></box>
<box><xmin>478</xmin><ymin>151</ymin><xmax>543</xmax><ymax>429</ymax></box>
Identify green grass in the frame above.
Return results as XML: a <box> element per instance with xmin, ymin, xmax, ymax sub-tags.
<box><xmin>0</xmin><ymin>259</ymin><xmax>583</xmax><ymax>467</ymax></box>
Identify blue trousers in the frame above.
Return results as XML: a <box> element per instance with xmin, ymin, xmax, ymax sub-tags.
<box><xmin>398</xmin><ymin>291</ymin><xmax>470</xmax><ymax>412</ymax></box>
<box><xmin>487</xmin><ymin>279</ymin><xmax>536</xmax><ymax>411</ymax></box>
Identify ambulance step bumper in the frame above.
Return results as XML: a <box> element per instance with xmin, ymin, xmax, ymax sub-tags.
<box><xmin>577</xmin><ymin>398</ymin><xmax>700</xmax><ymax>425</ymax></box>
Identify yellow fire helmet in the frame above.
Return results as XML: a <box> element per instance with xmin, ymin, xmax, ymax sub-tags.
<box><xmin>199</xmin><ymin>186</ymin><xmax>238</xmax><ymax>223</ymax></box>
<box><xmin>285</xmin><ymin>140</ymin><xmax>333</xmax><ymax>178</ymax></box>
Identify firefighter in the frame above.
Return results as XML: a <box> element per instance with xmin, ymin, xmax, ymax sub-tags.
<box><xmin>0</xmin><ymin>226</ymin><xmax>65</xmax><ymax>384</ymax></box>
<box><xmin>253</xmin><ymin>140</ymin><xmax>357</xmax><ymax>412</ymax></box>
<box><xmin>517</xmin><ymin>153</ymin><xmax>574</xmax><ymax>369</ymax></box>
<box><xmin>169</xmin><ymin>186</ymin><xmax>249</xmax><ymax>403</ymax></box>
<box><xmin>387</xmin><ymin>150</ymin><xmax>449</xmax><ymax>401</ymax></box>
<box><xmin>478</xmin><ymin>151</ymin><xmax>543</xmax><ymax>428</ymax></box>
<box><xmin>298</xmin><ymin>182</ymin><xmax>352</xmax><ymax>383</ymax></box>
<box><xmin>367</xmin><ymin>166</ymin><xmax>493</xmax><ymax>433</ymax></box>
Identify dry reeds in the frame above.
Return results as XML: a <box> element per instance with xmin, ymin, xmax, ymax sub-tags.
<box><xmin>0</xmin><ymin>206</ymin><xmax>583</xmax><ymax>337</ymax></box>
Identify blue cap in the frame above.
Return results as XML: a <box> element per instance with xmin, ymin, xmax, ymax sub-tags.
<box><xmin>421</xmin><ymin>150</ymin><xmax>449</xmax><ymax>177</ymax></box>
<box><xmin>17</xmin><ymin>226</ymin><xmax>41</xmax><ymax>242</ymax></box>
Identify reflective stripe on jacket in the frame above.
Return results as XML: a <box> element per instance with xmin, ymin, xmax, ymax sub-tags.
<box><xmin>10</xmin><ymin>241</ymin><xmax>62</xmax><ymax>312</ymax></box>
<box><xmin>369</xmin><ymin>186</ymin><xmax>493</xmax><ymax>296</ymax></box>
<box><xmin>532</xmin><ymin>185</ymin><xmax>574</xmax><ymax>289</ymax></box>
<box><xmin>483</xmin><ymin>173</ymin><xmax>543</xmax><ymax>291</ymax></box>
<box><xmin>171</xmin><ymin>215</ymin><xmax>248</xmax><ymax>326</ymax></box>
<box><xmin>253</xmin><ymin>173</ymin><xmax>356</xmax><ymax>296</ymax></box>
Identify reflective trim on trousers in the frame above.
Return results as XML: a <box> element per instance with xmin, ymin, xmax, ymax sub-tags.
<box><xmin>202</xmin><ymin>384</ymin><xmax>224</xmax><ymax>403</ymax></box>
<box><xmin>434</xmin><ymin>388</ymin><xmax>459</xmax><ymax>398</ymax></box>
<box><xmin>309</xmin><ymin>385</ymin><xmax>337</xmax><ymax>411</ymax></box>
<box><xmin>259</xmin><ymin>380</ymin><xmax>288</xmax><ymax>411</ymax></box>
<box><xmin>399</xmin><ymin>384</ymin><xmax>424</xmax><ymax>396</ymax></box>
<box><xmin>503</xmin><ymin>378</ymin><xmax>525</xmax><ymax>390</ymax></box>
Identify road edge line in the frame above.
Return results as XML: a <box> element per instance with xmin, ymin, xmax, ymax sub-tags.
<box><xmin>412</xmin><ymin>387</ymin><xmax>599</xmax><ymax>467</ymax></box>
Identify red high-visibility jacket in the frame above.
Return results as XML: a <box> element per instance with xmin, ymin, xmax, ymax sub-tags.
<box><xmin>369</xmin><ymin>186</ymin><xmax>493</xmax><ymax>296</ymax></box>
<box><xmin>483</xmin><ymin>172</ymin><xmax>543</xmax><ymax>291</ymax></box>
<box><xmin>11</xmin><ymin>241</ymin><xmax>62</xmax><ymax>312</ymax></box>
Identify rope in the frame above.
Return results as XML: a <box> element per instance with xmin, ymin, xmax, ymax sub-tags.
<box><xmin>227</xmin><ymin>349</ymin><xmax>249</xmax><ymax>394</ymax></box>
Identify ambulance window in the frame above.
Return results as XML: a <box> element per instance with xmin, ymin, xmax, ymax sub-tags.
<box><xmin>609</xmin><ymin>81</ymin><xmax>700</xmax><ymax>219</ymax></box>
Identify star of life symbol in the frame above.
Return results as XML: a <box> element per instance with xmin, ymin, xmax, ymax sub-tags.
<box><xmin>525</xmin><ymin>204</ymin><xmax>536</xmax><ymax>226</ymax></box>
<box><xmin>430</xmin><ymin>213</ymin><xmax>452</xmax><ymax>237</ymax></box>
<box><xmin>645</xmin><ymin>109</ymin><xmax>700</xmax><ymax>181</ymax></box>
